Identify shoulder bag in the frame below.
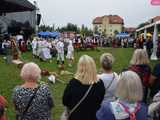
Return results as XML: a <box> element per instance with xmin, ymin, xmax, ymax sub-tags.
<box><xmin>61</xmin><ymin>84</ymin><xmax>93</xmax><ymax>120</ymax></box>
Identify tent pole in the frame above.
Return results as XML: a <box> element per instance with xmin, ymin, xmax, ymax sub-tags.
<box><xmin>151</xmin><ymin>24</ymin><xmax>158</xmax><ymax>60</ymax></box>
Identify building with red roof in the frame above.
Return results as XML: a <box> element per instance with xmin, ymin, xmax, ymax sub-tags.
<box><xmin>93</xmin><ymin>15</ymin><xmax>124</xmax><ymax>36</ymax></box>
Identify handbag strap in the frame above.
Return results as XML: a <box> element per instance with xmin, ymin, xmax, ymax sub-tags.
<box><xmin>69</xmin><ymin>84</ymin><xmax>93</xmax><ymax>115</ymax></box>
<box><xmin>22</xmin><ymin>86</ymin><xmax>40</xmax><ymax>117</ymax></box>
<box><xmin>105</xmin><ymin>73</ymin><xmax>115</xmax><ymax>91</ymax></box>
<box><xmin>118</xmin><ymin>102</ymin><xmax>140</xmax><ymax>120</ymax></box>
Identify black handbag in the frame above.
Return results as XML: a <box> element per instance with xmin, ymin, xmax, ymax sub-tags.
<box><xmin>61</xmin><ymin>84</ymin><xmax>93</xmax><ymax>120</ymax></box>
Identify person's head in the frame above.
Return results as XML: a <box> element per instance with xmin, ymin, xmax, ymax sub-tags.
<box><xmin>75</xmin><ymin>55</ymin><xmax>97</xmax><ymax>85</ymax></box>
<box><xmin>130</xmin><ymin>49</ymin><xmax>149</xmax><ymax>65</ymax></box>
<box><xmin>20</xmin><ymin>62</ymin><xmax>41</xmax><ymax>82</ymax></box>
<box><xmin>100</xmin><ymin>53</ymin><xmax>114</xmax><ymax>71</ymax></box>
<box><xmin>116</xmin><ymin>71</ymin><xmax>143</xmax><ymax>102</ymax></box>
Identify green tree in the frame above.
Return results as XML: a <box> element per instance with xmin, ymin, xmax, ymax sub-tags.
<box><xmin>38</xmin><ymin>25</ymin><xmax>53</xmax><ymax>32</ymax></box>
<box><xmin>51</xmin><ymin>24</ymin><xmax>55</xmax><ymax>31</ymax></box>
<box><xmin>57</xmin><ymin>23</ymin><xmax>79</xmax><ymax>33</ymax></box>
<box><xmin>8</xmin><ymin>20</ymin><xmax>34</xmax><ymax>40</ymax></box>
<box><xmin>114</xmin><ymin>30</ymin><xmax>119</xmax><ymax>35</ymax></box>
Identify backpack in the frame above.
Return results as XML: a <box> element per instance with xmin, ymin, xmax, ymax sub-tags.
<box><xmin>129</xmin><ymin>65</ymin><xmax>151</xmax><ymax>87</ymax></box>
<box><xmin>119</xmin><ymin>102</ymin><xmax>140</xmax><ymax>120</ymax></box>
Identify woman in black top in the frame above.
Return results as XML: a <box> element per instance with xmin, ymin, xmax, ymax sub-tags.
<box><xmin>63</xmin><ymin>55</ymin><xmax>105</xmax><ymax>120</ymax></box>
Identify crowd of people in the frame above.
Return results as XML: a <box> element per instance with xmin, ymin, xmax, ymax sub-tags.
<box><xmin>31</xmin><ymin>37</ymin><xmax>74</xmax><ymax>68</ymax></box>
<box><xmin>0</xmin><ymin>48</ymin><xmax>160</xmax><ymax>120</ymax></box>
<box><xmin>0</xmin><ymin>34</ymin><xmax>160</xmax><ymax>120</ymax></box>
<box><xmin>1</xmin><ymin>34</ymin><xmax>160</xmax><ymax>65</ymax></box>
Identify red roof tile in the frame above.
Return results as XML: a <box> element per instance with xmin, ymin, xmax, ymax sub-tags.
<box><xmin>108</xmin><ymin>15</ymin><xmax>124</xmax><ymax>24</ymax></box>
<box><xmin>125</xmin><ymin>27</ymin><xmax>136</xmax><ymax>33</ymax></box>
<box><xmin>152</xmin><ymin>16</ymin><xmax>160</xmax><ymax>22</ymax></box>
<box><xmin>93</xmin><ymin>17</ymin><xmax>102</xmax><ymax>24</ymax></box>
<box><xmin>93</xmin><ymin>15</ymin><xmax>124</xmax><ymax>24</ymax></box>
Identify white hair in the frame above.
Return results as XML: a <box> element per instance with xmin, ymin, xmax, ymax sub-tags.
<box><xmin>20</xmin><ymin>62</ymin><xmax>41</xmax><ymax>82</ymax></box>
<box><xmin>116</xmin><ymin>71</ymin><xmax>143</xmax><ymax>102</ymax></box>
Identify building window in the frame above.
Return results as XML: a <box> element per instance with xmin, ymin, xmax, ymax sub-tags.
<box><xmin>110</xmin><ymin>29</ymin><xmax>112</xmax><ymax>32</ymax></box>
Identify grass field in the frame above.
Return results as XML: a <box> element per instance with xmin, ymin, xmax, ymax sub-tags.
<box><xmin>0</xmin><ymin>48</ymin><xmax>159</xmax><ymax>120</ymax></box>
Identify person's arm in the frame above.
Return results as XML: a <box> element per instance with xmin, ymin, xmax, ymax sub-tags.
<box><xmin>149</xmin><ymin>74</ymin><xmax>157</xmax><ymax>85</ymax></box>
<box><xmin>150</xmin><ymin>64</ymin><xmax>160</xmax><ymax>86</ymax></box>
<box><xmin>62</xmin><ymin>81</ymin><xmax>72</xmax><ymax>107</ymax></box>
<box><xmin>45</xmin><ymin>85</ymin><xmax>54</xmax><ymax>109</ymax></box>
<box><xmin>96</xmin><ymin>103</ymin><xmax>114</xmax><ymax>120</ymax></box>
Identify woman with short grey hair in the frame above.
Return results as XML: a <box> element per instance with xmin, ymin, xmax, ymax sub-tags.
<box><xmin>12</xmin><ymin>62</ymin><xmax>54</xmax><ymax>120</ymax></box>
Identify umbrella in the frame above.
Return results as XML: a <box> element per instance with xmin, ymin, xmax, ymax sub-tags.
<box><xmin>50</xmin><ymin>32</ymin><xmax>60</xmax><ymax>38</ymax></box>
<box><xmin>116</xmin><ymin>32</ymin><xmax>130</xmax><ymax>38</ymax></box>
<box><xmin>38</xmin><ymin>31</ymin><xmax>60</xmax><ymax>38</ymax></box>
<box><xmin>140</xmin><ymin>33</ymin><xmax>152</xmax><ymax>37</ymax></box>
<box><xmin>147</xmin><ymin>33</ymin><xmax>152</xmax><ymax>37</ymax></box>
<box><xmin>38</xmin><ymin>31</ymin><xmax>50</xmax><ymax>37</ymax></box>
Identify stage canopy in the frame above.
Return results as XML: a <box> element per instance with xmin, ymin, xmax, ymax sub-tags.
<box><xmin>0</xmin><ymin>0</ymin><xmax>36</xmax><ymax>14</ymax></box>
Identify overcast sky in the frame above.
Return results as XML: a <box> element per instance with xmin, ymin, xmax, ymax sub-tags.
<box><xmin>29</xmin><ymin>0</ymin><xmax>160</xmax><ymax>28</ymax></box>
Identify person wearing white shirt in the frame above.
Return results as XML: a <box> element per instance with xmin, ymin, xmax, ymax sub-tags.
<box><xmin>32</xmin><ymin>38</ymin><xmax>38</xmax><ymax>57</ymax></box>
<box><xmin>40</xmin><ymin>39</ymin><xmax>52</xmax><ymax>61</ymax></box>
<box><xmin>56</xmin><ymin>38</ymin><xmax>64</xmax><ymax>65</ymax></box>
<box><xmin>66</xmin><ymin>40</ymin><xmax>74</xmax><ymax>67</ymax></box>
<box><xmin>98</xmin><ymin>53</ymin><xmax>119</xmax><ymax>103</ymax></box>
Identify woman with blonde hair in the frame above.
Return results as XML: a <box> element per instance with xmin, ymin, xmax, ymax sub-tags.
<box><xmin>12</xmin><ymin>62</ymin><xmax>54</xmax><ymax>120</ymax></box>
<box><xmin>97</xmin><ymin>71</ymin><xmax>148</xmax><ymax>120</ymax></box>
<box><xmin>62</xmin><ymin>55</ymin><xmax>105</xmax><ymax>120</ymax></box>
<box><xmin>129</xmin><ymin>49</ymin><xmax>151</xmax><ymax>103</ymax></box>
<box><xmin>98</xmin><ymin>53</ymin><xmax>119</xmax><ymax>102</ymax></box>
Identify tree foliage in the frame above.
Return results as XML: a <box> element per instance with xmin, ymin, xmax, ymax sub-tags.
<box><xmin>38</xmin><ymin>24</ymin><xmax>55</xmax><ymax>32</ymax></box>
<box><xmin>137</xmin><ymin>22</ymin><xmax>148</xmax><ymax>29</ymax></box>
<box><xmin>38</xmin><ymin>23</ymin><xmax>93</xmax><ymax>36</ymax></box>
<box><xmin>8</xmin><ymin>20</ymin><xmax>34</xmax><ymax>40</ymax></box>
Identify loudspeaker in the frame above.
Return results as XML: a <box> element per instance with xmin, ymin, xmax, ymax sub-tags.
<box><xmin>37</xmin><ymin>14</ymin><xmax>41</xmax><ymax>25</ymax></box>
